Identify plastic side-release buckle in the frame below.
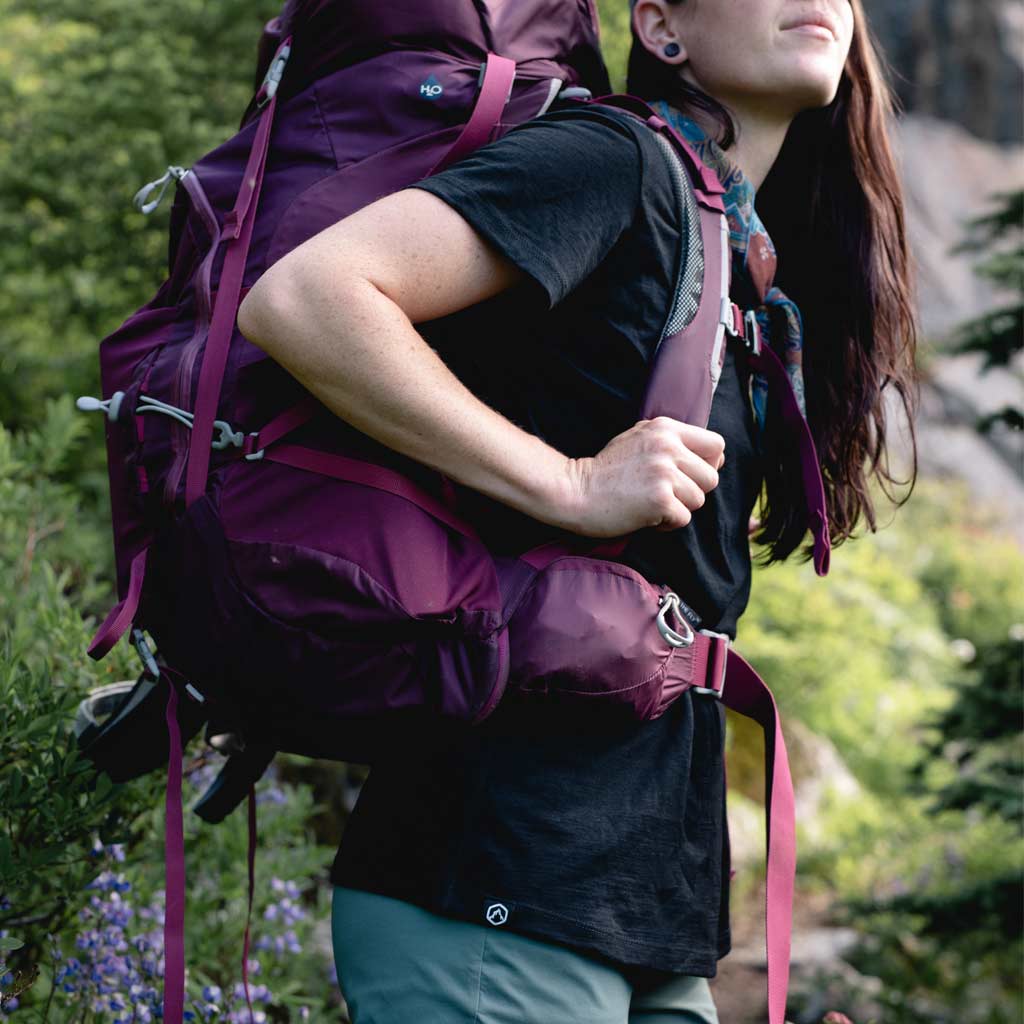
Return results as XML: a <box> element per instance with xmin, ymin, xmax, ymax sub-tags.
<box><xmin>692</xmin><ymin>629</ymin><xmax>729</xmax><ymax>698</ymax></box>
<box><xmin>721</xmin><ymin>298</ymin><xmax>740</xmax><ymax>338</ymax></box>
<box><xmin>256</xmin><ymin>41</ymin><xmax>291</xmax><ymax>109</ymax></box>
<box><xmin>132</xmin><ymin>628</ymin><xmax>160</xmax><ymax>680</ymax></box>
<box><xmin>721</xmin><ymin>301</ymin><xmax>763</xmax><ymax>357</ymax></box>
<box><xmin>743</xmin><ymin>310</ymin><xmax>763</xmax><ymax>356</ymax></box>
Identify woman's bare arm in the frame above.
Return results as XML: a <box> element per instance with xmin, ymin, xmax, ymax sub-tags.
<box><xmin>237</xmin><ymin>187</ymin><xmax>724</xmax><ymax>537</ymax></box>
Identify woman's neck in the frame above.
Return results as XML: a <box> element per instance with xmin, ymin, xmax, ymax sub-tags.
<box><xmin>725</xmin><ymin>104</ymin><xmax>793</xmax><ymax>189</ymax></box>
<box><xmin>674</xmin><ymin>94</ymin><xmax>793</xmax><ymax>190</ymax></box>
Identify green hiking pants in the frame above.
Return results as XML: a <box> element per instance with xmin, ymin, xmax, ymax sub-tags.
<box><xmin>332</xmin><ymin>887</ymin><xmax>720</xmax><ymax>1024</ymax></box>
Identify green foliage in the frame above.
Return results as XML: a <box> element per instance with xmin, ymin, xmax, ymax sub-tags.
<box><xmin>844</xmin><ymin>496</ymin><xmax>1024</xmax><ymax>1023</ymax></box>
<box><xmin>5</xmin><ymin>757</ymin><xmax>340</xmax><ymax>1020</ymax></box>
<box><xmin>0</xmin><ymin>0</ymin><xmax>278</xmax><ymax>433</ymax></box>
<box><xmin>914</xmin><ymin>635</ymin><xmax>1023</xmax><ymax>822</ymax></box>
<box><xmin>741</xmin><ymin>506</ymin><xmax>957</xmax><ymax>795</ymax></box>
<box><xmin>747</xmin><ymin>484</ymin><xmax>1024</xmax><ymax>1023</ymax></box>
<box><xmin>0</xmin><ymin>404</ymin><xmax>159</xmax><ymax>962</ymax></box>
<box><xmin>595</xmin><ymin>0</ymin><xmax>633</xmax><ymax>91</ymax></box>
<box><xmin>950</xmin><ymin>189</ymin><xmax>1024</xmax><ymax>435</ymax></box>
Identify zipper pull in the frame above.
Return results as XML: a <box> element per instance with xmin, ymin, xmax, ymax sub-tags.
<box><xmin>133</xmin><ymin>165</ymin><xmax>188</xmax><ymax>215</ymax></box>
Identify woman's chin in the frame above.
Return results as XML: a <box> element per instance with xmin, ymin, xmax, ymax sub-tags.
<box><xmin>779</xmin><ymin>71</ymin><xmax>845</xmax><ymax>114</ymax></box>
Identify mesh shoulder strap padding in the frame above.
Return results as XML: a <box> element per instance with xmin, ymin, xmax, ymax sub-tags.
<box><xmin>652</xmin><ymin>130</ymin><xmax>704</xmax><ymax>342</ymax></box>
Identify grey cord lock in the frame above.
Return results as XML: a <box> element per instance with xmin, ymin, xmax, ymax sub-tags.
<box><xmin>76</xmin><ymin>392</ymin><xmax>244</xmax><ymax>451</ymax></box>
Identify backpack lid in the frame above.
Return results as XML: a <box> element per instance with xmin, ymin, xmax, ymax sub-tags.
<box><xmin>250</xmin><ymin>0</ymin><xmax>610</xmax><ymax>116</ymax></box>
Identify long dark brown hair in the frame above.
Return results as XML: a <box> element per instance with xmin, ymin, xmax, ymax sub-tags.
<box><xmin>628</xmin><ymin>0</ymin><xmax>918</xmax><ymax>562</ymax></box>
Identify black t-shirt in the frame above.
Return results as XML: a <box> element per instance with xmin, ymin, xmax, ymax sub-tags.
<box><xmin>330</xmin><ymin>103</ymin><xmax>763</xmax><ymax>977</ymax></box>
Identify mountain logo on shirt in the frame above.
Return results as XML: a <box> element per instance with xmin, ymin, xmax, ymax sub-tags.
<box><xmin>485</xmin><ymin>903</ymin><xmax>509</xmax><ymax>926</ymax></box>
<box><xmin>419</xmin><ymin>75</ymin><xmax>443</xmax><ymax>100</ymax></box>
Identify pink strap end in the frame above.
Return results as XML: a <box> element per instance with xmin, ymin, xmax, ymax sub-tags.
<box><xmin>241</xmin><ymin>784</ymin><xmax>258</xmax><ymax>1024</ymax></box>
<box><xmin>87</xmin><ymin>547</ymin><xmax>149</xmax><ymax>660</ymax></box>
<box><xmin>163</xmin><ymin>683</ymin><xmax>186</xmax><ymax>1024</ymax></box>
<box><xmin>813</xmin><ymin>526</ymin><xmax>831</xmax><ymax>577</ymax></box>
<box><xmin>722</xmin><ymin>653</ymin><xmax>796</xmax><ymax>1024</ymax></box>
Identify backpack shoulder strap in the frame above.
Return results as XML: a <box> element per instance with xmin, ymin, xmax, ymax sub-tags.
<box><xmin>581</xmin><ymin>94</ymin><xmax>727</xmax><ymax>209</ymax></box>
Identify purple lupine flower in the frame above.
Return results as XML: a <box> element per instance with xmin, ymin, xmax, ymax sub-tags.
<box><xmin>256</xmin><ymin>786</ymin><xmax>288</xmax><ymax>807</ymax></box>
<box><xmin>51</xmin><ymin>771</ymin><xmax>327</xmax><ymax>1022</ymax></box>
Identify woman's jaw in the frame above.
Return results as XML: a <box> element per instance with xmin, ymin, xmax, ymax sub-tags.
<box><xmin>633</xmin><ymin>0</ymin><xmax>856</xmax><ymax>183</ymax></box>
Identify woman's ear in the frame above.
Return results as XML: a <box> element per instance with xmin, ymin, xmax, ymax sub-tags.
<box><xmin>631</xmin><ymin>0</ymin><xmax>689</xmax><ymax>64</ymax></box>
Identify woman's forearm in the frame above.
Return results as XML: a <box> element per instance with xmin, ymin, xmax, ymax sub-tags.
<box><xmin>238</xmin><ymin>272</ymin><xmax>581</xmax><ymax>530</ymax></box>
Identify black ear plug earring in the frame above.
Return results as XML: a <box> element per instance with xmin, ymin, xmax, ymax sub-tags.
<box><xmin>664</xmin><ymin>42</ymin><xmax>681</xmax><ymax>57</ymax></box>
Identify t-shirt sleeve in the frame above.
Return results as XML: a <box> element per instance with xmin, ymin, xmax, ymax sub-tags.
<box><xmin>408</xmin><ymin>112</ymin><xmax>644</xmax><ymax>309</ymax></box>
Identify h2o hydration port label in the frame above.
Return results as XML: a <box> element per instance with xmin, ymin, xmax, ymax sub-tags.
<box><xmin>419</xmin><ymin>74</ymin><xmax>443</xmax><ymax>100</ymax></box>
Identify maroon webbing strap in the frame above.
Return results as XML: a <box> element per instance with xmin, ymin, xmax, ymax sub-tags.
<box><xmin>87</xmin><ymin>546</ymin><xmax>149</xmax><ymax>660</ymax></box>
<box><xmin>242</xmin><ymin>396</ymin><xmax>320</xmax><ymax>457</ymax></box>
<box><xmin>722</xmin><ymin>652</ymin><xmax>796</xmax><ymax>1024</ymax></box>
<box><xmin>429</xmin><ymin>54</ymin><xmax>517</xmax><ymax>176</ymax></box>
<box><xmin>185</xmin><ymin>36</ymin><xmax>292</xmax><ymax>508</ymax></box>
<box><xmin>742</xmin><ymin>324</ymin><xmax>830</xmax><ymax>576</ymax></box>
<box><xmin>163</xmin><ymin>684</ymin><xmax>186</xmax><ymax>1024</ymax></box>
<box><xmin>259</xmin><ymin>443</ymin><xmax>481</xmax><ymax>540</ymax></box>
<box><xmin>241</xmin><ymin>785</ymin><xmax>257</xmax><ymax>1024</ymax></box>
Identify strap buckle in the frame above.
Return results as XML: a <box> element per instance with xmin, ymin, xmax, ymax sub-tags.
<box><xmin>132</xmin><ymin>627</ymin><xmax>160</xmax><ymax>680</ymax></box>
<box><xmin>721</xmin><ymin>301</ymin><xmax>763</xmax><ymax>357</ymax></box>
<box><xmin>692</xmin><ymin>629</ymin><xmax>729</xmax><ymax>698</ymax></box>
<box><xmin>243</xmin><ymin>433</ymin><xmax>266</xmax><ymax>461</ymax></box>
<box><xmin>743</xmin><ymin>310</ymin><xmax>762</xmax><ymax>356</ymax></box>
<box><xmin>256</xmin><ymin>42</ymin><xmax>291</xmax><ymax>109</ymax></box>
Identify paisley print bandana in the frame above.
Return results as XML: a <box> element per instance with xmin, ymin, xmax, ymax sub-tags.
<box><xmin>650</xmin><ymin>100</ymin><xmax>808</xmax><ymax>433</ymax></box>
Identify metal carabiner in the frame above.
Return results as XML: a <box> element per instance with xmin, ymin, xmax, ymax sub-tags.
<box><xmin>656</xmin><ymin>592</ymin><xmax>695</xmax><ymax>648</ymax></box>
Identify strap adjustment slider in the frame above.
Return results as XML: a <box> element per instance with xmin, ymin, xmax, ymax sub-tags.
<box><xmin>692</xmin><ymin>629</ymin><xmax>729</xmax><ymax>699</ymax></box>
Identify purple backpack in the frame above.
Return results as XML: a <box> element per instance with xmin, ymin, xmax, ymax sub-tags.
<box><xmin>76</xmin><ymin>3</ymin><xmax>828</xmax><ymax>1020</ymax></box>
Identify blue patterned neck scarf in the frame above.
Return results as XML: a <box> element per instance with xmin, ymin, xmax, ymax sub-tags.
<box><xmin>650</xmin><ymin>100</ymin><xmax>807</xmax><ymax>433</ymax></box>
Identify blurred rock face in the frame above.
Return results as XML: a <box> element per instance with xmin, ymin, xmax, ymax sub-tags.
<box><xmin>862</xmin><ymin>0</ymin><xmax>1024</xmax><ymax>145</ymax></box>
<box><xmin>893</xmin><ymin>115</ymin><xmax>1023</xmax><ymax>339</ymax></box>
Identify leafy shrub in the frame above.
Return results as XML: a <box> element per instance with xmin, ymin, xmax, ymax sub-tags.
<box><xmin>0</xmin><ymin>409</ymin><xmax>342</xmax><ymax>1020</ymax></box>
<box><xmin>744</xmin><ymin>484</ymin><xmax>1024</xmax><ymax>1023</ymax></box>
<box><xmin>0</xmin><ymin>0</ymin><xmax>279</xmax><ymax>433</ymax></box>
<box><xmin>0</xmin><ymin>402</ymin><xmax>155</xmax><ymax>963</ymax></box>
<box><xmin>25</xmin><ymin>758</ymin><xmax>340</xmax><ymax>1022</ymax></box>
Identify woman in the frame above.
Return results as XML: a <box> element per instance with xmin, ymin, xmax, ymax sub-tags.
<box><xmin>238</xmin><ymin>0</ymin><xmax>916</xmax><ymax>1020</ymax></box>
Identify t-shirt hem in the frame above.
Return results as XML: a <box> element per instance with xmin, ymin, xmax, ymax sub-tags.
<box><xmin>329</xmin><ymin>873</ymin><xmax>727</xmax><ymax>978</ymax></box>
